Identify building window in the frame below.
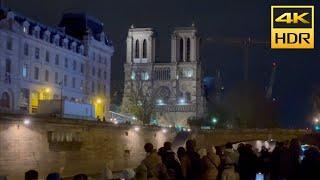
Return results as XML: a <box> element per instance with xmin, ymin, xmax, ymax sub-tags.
<box><xmin>99</xmin><ymin>55</ymin><xmax>102</xmax><ymax>63</ymax></box>
<box><xmin>179</xmin><ymin>38</ymin><xmax>184</xmax><ymax>61</ymax></box>
<box><xmin>73</xmin><ymin>60</ymin><xmax>77</xmax><ymax>71</ymax></box>
<box><xmin>54</xmin><ymin>36</ymin><xmax>60</xmax><ymax>46</ymax></box>
<box><xmin>104</xmin><ymin>71</ymin><xmax>107</xmax><ymax>80</ymax></box>
<box><xmin>44</xmin><ymin>31</ymin><xmax>50</xmax><ymax>42</ymax></box>
<box><xmin>98</xmin><ymin>68</ymin><xmax>101</xmax><ymax>78</ymax></box>
<box><xmin>5</xmin><ymin>59</ymin><xmax>11</xmax><ymax>83</ymax></box>
<box><xmin>45</xmin><ymin>51</ymin><xmax>50</xmax><ymax>63</ymax></box>
<box><xmin>92</xmin><ymin>67</ymin><xmax>96</xmax><ymax>76</ymax></box>
<box><xmin>141</xmin><ymin>71</ymin><xmax>149</xmax><ymax>81</ymax></box>
<box><xmin>55</xmin><ymin>72</ymin><xmax>59</xmax><ymax>84</ymax></box>
<box><xmin>91</xmin><ymin>81</ymin><xmax>95</xmax><ymax>93</ymax></box>
<box><xmin>33</xmin><ymin>27</ymin><xmax>40</xmax><ymax>38</ymax></box>
<box><xmin>64</xmin><ymin>75</ymin><xmax>68</xmax><ymax>87</ymax></box>
<box><xmin>72</xmin><ymin>77</ymin><xmax>76</xmax><ymax>88</ymax></box>
<box><xmin>24</xmin><ymin>43</ymin><xmax>29</xmax><ymax>56</ymax></box>
<box><xmin>64</xmin><ymin>58</ymin><xmax>68</xmax><ymax>68</ymax></box>
<box><xmin>5</xmin><ymin>59</ymin><xmax>11</xmax><ymax>74</ymax></box>
<box><xmin>35</xmin><ymin>47</ymin><xmax>40</xmax><ymax>59</ymax></box>
<box><xmin>55</xmin><ymin>55</ymin><xmax>59</xmax><ymax>65</ymax></box>
<box><xmin>131</xmin><ymin>71</ymin><xmax>136</xmax><ymax>80</ymax></box>
<box><xmin>34</xmin><ymin>67</ymin><xmax>39</xmax><ymax>80</ymax></box>
<box><xmin>92</xmin><ymin>52</ymin><xmax>96</xmax><ymax>61</ymax></box>
<box><xmin>6</xmin><ymin>37</ymin><xmax>13</xmax><ymax>50</ymax></box>
<box><xmin>80</xmin><ymin>63</ymin><xmax>84</xmax><ymax>73</ymax></box>
<box><xmin>63</xmin><ymin>39</ymin><xmax>68</xmax><ymax>48</ymax></box>
<box><xmin>45</xmin><ymin>70</ymin><xmax>49</xmax><ymax>82</ymax></box>
<box><xmin>143</xmin><ymin>39</ymin><xmax>147</xmax><ymax>58</ymax></box>
<box><xmin>97</xmin><ymin>83</ymin><xmax>101</xmax><ymax>92</ymax></box>
<box><xmin>22</xmin><ymin>64</ymin><xmax>28</xmax><ymax>78</ymax></box>
<box><xmin>186</xmin><ymin>38</ymin><xmax>191</xmax><ymax>61</ymax></box>
<box><xmin>180</xmin><ymin>68</ymin><xmax>194</xmax><ymax>78</ymax></box>
<box><xmin>135</xmin><ymin>40</ymin><xmax>139</xmax><ymax>58</ymax></box>
<box><xmin>80</xmin><ymin>80</ymin><xmax>84</xmax><ymax>89</ymax></box>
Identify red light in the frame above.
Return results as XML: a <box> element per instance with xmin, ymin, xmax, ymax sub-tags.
<box><xmin>272</xmin><ymin>62</ymin><xmax>277</xmax><ymax>67</ymax></box>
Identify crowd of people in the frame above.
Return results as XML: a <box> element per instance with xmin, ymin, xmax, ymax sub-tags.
<box><xmin>135</xmin><ymin>138</ymin><xmax>320</xmax><ymax>180</ymax></box>
<box><xmin>22</xmin><ymin>138</ymin><xmax>320</xmax><ymax>180</ymax></box>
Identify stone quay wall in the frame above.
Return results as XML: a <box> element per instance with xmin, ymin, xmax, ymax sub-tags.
<box><xmin>0</xmin><ymin>115</ymin><xmax>309</xmax><ymax>179</ymax></box>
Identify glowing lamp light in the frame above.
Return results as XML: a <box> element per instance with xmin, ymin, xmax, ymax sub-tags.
<box><xmin>132</xmin><ymin>116</ymin><xmax>137</xmax><ymax>120</ymax></box>
<box><xmin>178</xmin><ymin>98</ymin><xmax>186</xmax><ymax>105</ymax></box>
<box><xmin>169</xmin><ymin>125</ymin><xmax>173</xmax><ymax>128</ymax></box>
<box><xmin>162</xmin><ymin>128</ymin><xmax>168</xmax><ymax>133</ymax></box>
<box><xmin>96</xmin><ymin>98</ymin><xmax>102</xmax><ymax>104</ymax></box>
<box><xmin>45</xmin><ymin>88</ymin><xmax>50</xmax><ymax>93</ymax></box>
<box><xmin>157</xmin><ymin>99</ymin><xmax>165</xmax><ymax>105</ymax></box>
<box><xmin>315</xmin><ymin>125</ymin><xmax>320</xmax><ymax>131</ymax></box>
<box><xmin>314</xmin><ymin>118</ymin><xmax>319</xmax><ymax>123</ymax></box>
<box><xmin>23</xmin><ymin>118</ymin><xmax>30</xmax><ymax>125</ymax></box>
<box><xmin>114</xmin><ymin>121</ymin><xmax>118</xmax><ymax>125</ymax></box>
<box><xmin>212</xmin><ymin>117</ymin><xmax>218</xmax><ymax>124</ymax></box>
<box><xmin>187</xmin><ymin>128</ymin><xmax>191</xmax><ymax>132</ymax></box>
<box><xmin>134</xmin><ymin>126</ymin><xmax>140</xmax><ymax>132</ymax></box>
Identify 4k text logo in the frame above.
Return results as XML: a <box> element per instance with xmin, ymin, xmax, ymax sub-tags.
<box><xmin>271</xmin><ymin>6</ymin><xmax>314</xmax><ymax>49</ymax></box>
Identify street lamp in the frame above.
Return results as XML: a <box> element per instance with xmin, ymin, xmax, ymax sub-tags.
<box><xmin>212</xmin><ymin>117</ymin><xmax>218</xmax><ymax>124</ymax></box>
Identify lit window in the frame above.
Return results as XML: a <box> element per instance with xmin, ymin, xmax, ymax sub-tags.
<box><xmin>34</xmin><ymin>67</ymin><xmax>39</xmax><ymax>80</ymax></box>
<box><xmin>23</xmin><ymin>26</ymin><xmax>28</xmax><ymax>33</ymax></box>
<box><xmin>181</xmin><ymin>68</ymin><xmax>194</xmax><ymax>78</ymax></box>
<box><xmin>141</xmin><ymin>71</ymin><xmax>149</xmax><ymax>80</ymax></box>
<box><xmin>35</xmin><ymin>47</ymin><xmax>40</xmax><ymax>59</ymax></box>
<box><xmin>22</xmin><ymin>64</ymin><xmax>28</xmax><ymax>78</ymax></box>
<box><xmin>131</xmin><ymin>71</ymin><xmax>136</xmax><ymax>80</ymax></box>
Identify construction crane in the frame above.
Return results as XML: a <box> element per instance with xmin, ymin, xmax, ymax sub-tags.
<box><xmin>266</xmin><ymin>62</ymin><xmax>278</xmax><ymax>100</ymax></box>
<box><xmin>206</xmin><ymin>37</ymin><xmax>270</xmax><ymax>81</ymax></box>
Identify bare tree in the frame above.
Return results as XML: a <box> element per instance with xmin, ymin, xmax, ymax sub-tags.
<box><xmin>123</xmin><ymin>70</ymin><xmax>159</xmax><ymax>125</ymax></box>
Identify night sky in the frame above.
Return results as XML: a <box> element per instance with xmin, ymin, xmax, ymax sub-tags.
<box><xmin>5</xmin><ymin>0</ymin><xmax>320</xmax><ymax>127</ymax></box>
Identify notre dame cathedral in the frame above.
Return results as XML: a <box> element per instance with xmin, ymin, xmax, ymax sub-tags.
<box><xmin>122</xmin><ymin>24</ymin><xmax>206</xmax><ymax>127</ymax></box>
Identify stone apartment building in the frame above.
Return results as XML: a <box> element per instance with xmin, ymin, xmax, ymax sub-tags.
<box><xmin>0</xmin><ymin>8</ymin><xmax>114</xmax><ymax>118</ymax></box>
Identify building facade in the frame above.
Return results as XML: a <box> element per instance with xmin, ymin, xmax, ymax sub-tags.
<box><xmin>122</xmin><ymin>25</ymin><xmax>205</xmax><ymax>127</ymax></box>
<box><xmin>0</xmin><ymin>8</ymin><xmax>114</xmax><ymax>118</ymax></box>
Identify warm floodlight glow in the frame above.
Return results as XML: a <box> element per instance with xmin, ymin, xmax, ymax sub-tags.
<box><xmin>187</xmin><ymin>128</ymin><xmax>191</xmax><ymax>132</ymax></box>
<box><xmin>134</xmin><ymin>126</ymin><xmax>140</xmax><ymax>132</ymax></box>
<box><xmin>45</xmin><ymin>88</ymin><xmax>50</xmax><ymax>93</ymax></box>
<box><xmin>96</xmin><ymin>98</ymin><xmax>102</xmax><ymax>104</ymax></box>
<box><xmin>23</xmin><ymin>119</ymin><xmax>30</xmax><ymax>125</ymax></box>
